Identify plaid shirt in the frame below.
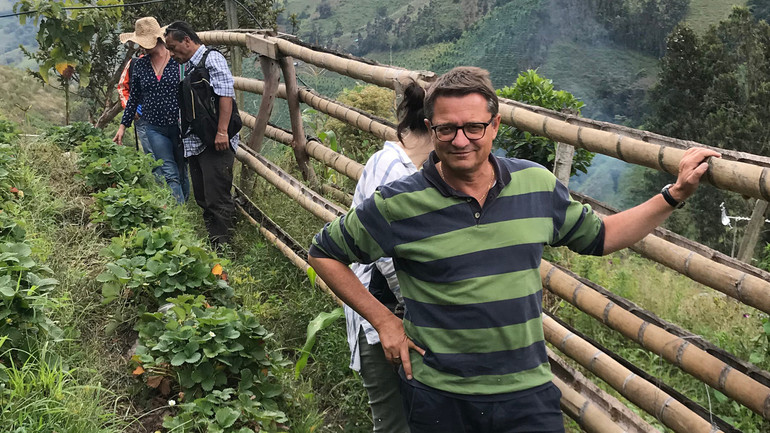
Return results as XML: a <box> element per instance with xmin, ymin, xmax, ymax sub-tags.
<box><xmin>181</xmin><ymin>45</ymin><xmax>239</xmax><ymax>157</ymax></box>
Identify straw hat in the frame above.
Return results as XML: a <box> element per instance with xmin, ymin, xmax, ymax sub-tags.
<box><xmin>119</xmin><ymin>17</ymin><xmax>164</xmax><ymax>49</ymax></box>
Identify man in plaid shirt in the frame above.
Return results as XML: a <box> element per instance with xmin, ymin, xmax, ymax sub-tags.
<box><xmin>165</xmin><ymin>21</ymin><xmax>238</xmax><ymax>249</ymax></box>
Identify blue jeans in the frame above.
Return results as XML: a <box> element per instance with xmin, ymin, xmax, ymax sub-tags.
<box><xmin>135</xmin><ymin>117</ymin><xmax>149</xmax><ymax>154</ymax></box>
<box><xmin>144</xmin><ymin>123</ymin><xmax>189</xmax><ymax>203</ymax></box>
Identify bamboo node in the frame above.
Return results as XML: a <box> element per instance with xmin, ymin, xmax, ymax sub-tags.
<box><xmin>683</xmin><ymin>251</ymin><xmax>695</xmax><ymax>277</ymax></box>
<box><xmin>657</xmin><ymin>396</ymin><xmax>674</xmax><ymax>422</ymax></box>
<box><xmin>637</xmin><ymin>322</ymin><xmax>649</xmax><ymax>348</ymax></box>
<box><xmin>571</xmin><ymin>282</ymin><xmax>584</xmax><ymax>306</ymax></box>
<box><xmin>559</xmin><ymin>332</ymin><xmax>574</xmax><ymax>352</ymax></box>
<box><xmin>576</xmin><ymin>126</ymin><xmax>585</xmax><ymax>149</ymax></box>
<box><xmin>735</xmin><ymin>273</ymin><xmax>747</xmax><ymax>303</ymax></box>
<box><xmin>717</xmin><ymin>365</ymin><xmax>732</xmax><ymax>390</ymax></box>
<box><xmin>543</xmin><ymin>265</ymin><xmax>557</xmax><ymax>290</ymax></box>
<box><xmin>602</xmin><ymin>301</ymin><xmax>615</xmax><ymax>324</ymax></box>
<box><xmin>763</xmin><ymin>393</ymin><xmax>770</xmax><ymax>420</ymax></box>
<box><xmin>657</xmin><ymin>145</ymin><xmax>667</xmax><ymax>173</ymax></box>
<box><xmin>675</xmin><ymin>340</ymin><xmax>690</xmax><ymax>366</ymax></box>
<box><xmin>615</xmin><ymin>135</ymin><xmax>626</xmax><ymax>162</ymax></box>
<box><xmin>760</xmin><ymin>167</ymin><xmax>770</xmax><ymax>202</ymax></box>
<box><xmin>621</xmin><ymin>373</ymin><xmax>636</xmax><ymax>393</ymax></box>
<box><xmin>578</xmin><ymin>401</ymin><xmax>590</xmax><ymax>423</ymax></box>
<box><xmin>589</xmin><ymin>351</ymin><xmax>602</xmax><ymax>369</ymax></box>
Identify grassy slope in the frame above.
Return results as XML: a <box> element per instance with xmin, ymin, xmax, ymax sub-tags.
<box><xmin>0</xmin><ymin>65</ymin><xmax>66</xmax><ymax>130</ymax></box>
<box><xmin>685</xmin><ymin>0</ymin><xmax>748</xmax><ymax>33</ymax></box>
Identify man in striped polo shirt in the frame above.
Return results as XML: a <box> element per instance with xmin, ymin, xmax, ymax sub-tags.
<box><xmin>308</xmin><ymin>67</ymin><xmax>719</xmax><ymax>432</ymax></box>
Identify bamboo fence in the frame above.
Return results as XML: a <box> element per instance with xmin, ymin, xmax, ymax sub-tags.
<box><xmin>195</xmin><ymin>28</ymin><xmax>770</xmax><ymax>428</ymax></box>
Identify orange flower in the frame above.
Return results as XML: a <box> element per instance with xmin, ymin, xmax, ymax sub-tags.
<box><xmin>132</xmin><ymin>366</ymin><xmax>145</xmax><ymax>376</ymax></box>
<box><xmin>211</xmin><ymin>264</ymin><xmax>223</xmax><ymax>276</ymax></box>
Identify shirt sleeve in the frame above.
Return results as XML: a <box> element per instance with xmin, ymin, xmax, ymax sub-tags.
<box><xmin>310</xmin><ymin>192</ymin><xmax>390</xmax><ymax>265</ymax></box>
<box><xmin>120</xmin><ymin>59</ymin><xmax>142</xmax><ymax>127</ymax></box>
<box><xmin>549</xmin><ymin>175</ymin><xmax>605</xmax><ymax>255</ymax></box>
<box><xmin>204</xmin><ymin>51</ymin><xmax>235</xmax><ymax>98</ymax></box>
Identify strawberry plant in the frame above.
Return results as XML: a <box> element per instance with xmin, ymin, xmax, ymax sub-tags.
<box><xmin>46</xmin><ymin>121</ymin><xmax>104</xmax><ymax>151</ymax></box>
<box><xmin>0</xmin><ymin>241</ymin><xmax>61</xmax><ymax>352</ymax></box>
<box><xmin>97</xmin><ymin>227</ymin><xmax>234</xmax><ymax>308</ymax></box>
<box><xmin>91</xmin><ymin>184</ymin><xmax>170</xmax><ymax>233</ymax></box>
<box><xmin>77</xmin><ymin>137</ymin><xmax>159</xmax><ymax>191</ymax></box>
<box><xmin>134</xmin><ymin>295</ymin><xmax>288</xmax><ymax>432</ymax></box>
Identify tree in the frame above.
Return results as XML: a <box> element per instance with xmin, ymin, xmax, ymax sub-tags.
<box><xmin>749</xmin><ymin>0</ymin><xmax>770</xmax><ymax>22</ymax></box>
<box><xmin>643</xmin><ymin>7</ymin><xmax>770</xmax><ymax>254</ymax></box>
<box><xmin>495</xmin><ymin>69</ymin><xmax>594</xmax><ymax>176</ymax></box>
<box><xmin>15</xmin><ymin>0</ymin><xmax>123</xmax><ymax>125</ymax></box>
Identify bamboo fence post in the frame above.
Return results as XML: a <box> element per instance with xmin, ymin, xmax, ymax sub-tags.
<box><xmin>541</xmin><ymin>260</ymin><xmax>770</xmax><ymax>420</ymax></box>
<box><xmin>278</xmin><ymin>55</ymin><xmax>317</xmax><ymax>186</ymax></box>
<box><xmin>239</xmin><ymin>110</ymin><xmax>364</xmax><ymax>181</ymax></box>
<box><xmin>736</xmin><ymin>199</ymin><xmax>770</xmax><ymax>263</ymax></box>
<box><xmin>553</xmin><ymin>142</ymin><xmax>575</xmax><ymax>186</ymax></box>
<box><xmin>241</xmin><ymin>57</ymin><xmax>281</xmax><ymax>196</ymax></box>
<box><xmin>544</xmin><ymin>315</ymin><xmax>724</xmax><ymax>433</ymax></box>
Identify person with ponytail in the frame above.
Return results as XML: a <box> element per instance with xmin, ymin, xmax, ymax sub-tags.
<box><xmin>345</xmin><ymin>80</ymin><xmax>432</xmax><ymax>433</ymax></box>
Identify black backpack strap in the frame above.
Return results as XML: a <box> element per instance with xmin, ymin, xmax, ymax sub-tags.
<box><xmin>195</xmin><ymin>48</ymin><xmax>217</xmax><ymax>70</ymax></box>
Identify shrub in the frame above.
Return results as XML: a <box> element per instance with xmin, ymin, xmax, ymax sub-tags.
<box><xmin>77</xmin><ymin>136</ymin><xmax>159</xmax><ymax>191</ymax></box>
<box><xmin>97</xmin><ymin>227</ymin><xmax>234</xmax><ymax>308</ymax></box>
<box><xmin>0</xmin><ymin>118</ymin><xmax>20</xmax><ymax>144</ymax></box>
<box><xmin>46</xmin><ymin>121</ymin><xmax>104</xmax><ymax>151</ymax></box>
<box><xmin>134</xmin><ymin>294</ymin><xmax>289</xmax><ymax>432</ymax></box>
<box><xmin>91</xmin><ymin>184</ymin><xmax>170</xmax><ymax>233</ymax></box>
<box><xmin>495</xmin><ymin>69</ymin><xmax>594</xmax><ymax>175</ymax></box>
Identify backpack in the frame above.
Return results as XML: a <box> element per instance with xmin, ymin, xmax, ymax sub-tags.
<box><xmin>179</xmin><ymin>49</ymin><xmax>242</xmax><ymax>147</ymax></box>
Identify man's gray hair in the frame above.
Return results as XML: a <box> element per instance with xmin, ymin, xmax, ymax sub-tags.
<box><xmin>423</xmin><ymin>66</ymin><xmax>499</xmax><ymax>121</ymax></box>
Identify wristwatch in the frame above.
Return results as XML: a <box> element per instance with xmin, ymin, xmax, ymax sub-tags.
<box><xmin>661</xmin><ymin>183</ymin><xmax>685</xmax><ymax>209</ymax></box>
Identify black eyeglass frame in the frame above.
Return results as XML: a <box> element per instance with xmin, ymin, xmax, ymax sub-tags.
<box><xmin>429</xmin><ymin>116</ymin><xmax>496</xmax><ymax>142</ymax></box>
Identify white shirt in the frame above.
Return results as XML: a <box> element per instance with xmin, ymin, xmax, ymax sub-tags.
<box><xmin>346</xmin><ymin>141</ymin><xmax>418</xmax><ymax>371</ymax></box>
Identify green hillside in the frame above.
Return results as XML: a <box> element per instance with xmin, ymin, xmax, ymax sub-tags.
<box><xmin>685</xmin><ymin>0</ymin><xmax>748</xmax><ymax>32</ymax></box>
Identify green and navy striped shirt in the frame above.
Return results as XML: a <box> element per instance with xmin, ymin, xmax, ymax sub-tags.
<box><xmin>310</xmin><ymin>152</ymin><xmax>604</xmax><ymax>396</ymax></box>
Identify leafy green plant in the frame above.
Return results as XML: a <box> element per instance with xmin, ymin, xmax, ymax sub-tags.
<box><xmin>162</xmin><ymin>387</ymin><xmax>288</xmax><ymax>433</ymax></box>
<box><xmin>97</xmin><ymin>227</ymin><xmax>234</xmax><ymax>307</ymax></box>
<box><xmin>495</xmin><ymin>69</ymin><xmax>594</xmax><ymax>175</ymax></box>
<box><xmin>0</xmin><ymin>117</ymin><xmax>20</xmax><ymax>144</ymax></box>
<box><xmin>91</xmin><ymin>184</ymin><xmax>170</xmax><ymax>233</ymax></box>
<box><xmin>77</xmin><ymin>136</ymin><xmax>160</xmax><ymax>191</ymax></box>
<box><xmin>759</xmin><ymin>243</ymin><xmax>770</xmax><ymax>272</ymax></box>
<box><xmin>133</xmin><ymin>294</ymin><xmax>288</xmax><ymax>431</ymax></box>
<box><xmin>294</xmin><ymin>307</ymin><xmax>343</xmax><ymax>378</ymax></box>
<box><xmin>46</xmin><ymin>121</ymin><xmax>104</xmax><ymax>151</ymax></box>
<box><xmin>0</xmin><ymin>241</ymin><xmax>61</xmax><ymax>352</ymax></box>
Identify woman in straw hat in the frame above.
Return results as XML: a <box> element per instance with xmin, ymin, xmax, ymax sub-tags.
<box><xmin>113</xmin><ymin>16</ymin><xmax>188</xmax><ymax>203</ymax></box>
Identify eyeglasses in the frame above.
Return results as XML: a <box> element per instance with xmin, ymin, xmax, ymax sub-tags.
<box><xmin>430</xmin><ymin>117</ymin><xmax>495</xmax><ymax>142</ymax></box>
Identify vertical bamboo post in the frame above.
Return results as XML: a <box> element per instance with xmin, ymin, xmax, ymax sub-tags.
<box><xmin>737</xmin><ymin>199</ymin><xmax>770</xmax><ymax>263</ymax></box>
<box><xmin>224</xmin><ymin>0</ymin><xmax>243</xmax><ymax>108</ymax></box>
<box><xmin>553</xmin><ymin>142</ymin><xmax>575</xmax><ymax>186</ymax></box>
<box><xmin>240</xmin><ymin>56</ymin><xmax>280</xmax><ymax>195</ymax></box>
<box><xmin>279</xmin><ymin>55</ymin><xmax>317</xmax><ymax>185</ymax></box>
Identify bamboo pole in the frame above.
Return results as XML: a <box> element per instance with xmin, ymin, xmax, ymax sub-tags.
<box><xmin>500</xmin><ymin>104</ymin><xmax>770</xmax><ymax>202</ymax></box>
<box><xmin>552</xmin><ymin>374</ymin><xmax>626</xmax><ymax>433</ymax></box>
<box><xmin>544</xmin><ymin>315</ymin><xmax>724</xmax><ymax>433</ymax></box>
<box><xmin>541</xmin><ymin>260</ymin><xmax>770</xmax><ymax>419</ymax></box>
<box><xmin>548</xmin><ymin>348</ymin><xmax>659</xmax><ymax>433</ymax></box>
<box><xmin>234</xmin><ymin>147</ymin><xmax>336</xmax><ymax>222</ymax></box>
<box><xmin>236</xmin><ymin>204</ymin><xmax>339</xmax><ymax>304</ymax></box>
<box><xmin>198</xmin><ymin>31</ymin><xmax>248</xmax><ymax>46</ymax></box>
<box><xmin>233</xmin><ymin>76</ymin><xmax>398</xmax><ymax>142</ymax></box>
<box><xmin>239</xmin><ymin>110</ymin><xmax>364</xmax><ymax>181</ymax></box>
<box><xmin>279</xmin><ymin>56</ymin><xmax>317</xmax><ymax>186</ymax></box>
<box><xmin>499</xmin><ymin>96</ymin><xmax>770</xmax><ymax>169</ymax></box>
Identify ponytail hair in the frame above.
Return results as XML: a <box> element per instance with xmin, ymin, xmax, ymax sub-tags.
<box><xmin>396</xmin><ymin>80</ymin><xmax>428</xmax><ymax>143</ymax></box>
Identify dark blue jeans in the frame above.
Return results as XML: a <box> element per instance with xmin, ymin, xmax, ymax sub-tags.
<box><xmin>400</xmin><ymin>380</ymin><xmax>565</xmax><ymax>433</ymax></box>
<box><xmin>144</xmin><ymin>123</ymin><xmax>189</xmax><ymax>203</ymax></box>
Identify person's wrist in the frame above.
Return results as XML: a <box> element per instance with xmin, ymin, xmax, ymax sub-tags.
<box><xmin>668</xmin><ymin>183</ymin><xmax>686</xmax><ymax>202</ymax></box>
<box><xmin>661</xmin><ymin>183</ymin><xmax>686</xmax><ymax>209</ymax></box>
<box><xmin>216</xmin><ymin>131</ymin><xmax>227</xmax><ymax>137</ymax></box>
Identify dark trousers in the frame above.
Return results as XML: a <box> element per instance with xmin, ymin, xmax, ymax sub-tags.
<box><xmin>400</xmin><ymin>380</ymin><xmax>565</xmax><ymax>433</ymax></box>
<box><xmin>188</xmin><ymin>145</ymin><xmax>235</xmax><ymax>246</ymax></box>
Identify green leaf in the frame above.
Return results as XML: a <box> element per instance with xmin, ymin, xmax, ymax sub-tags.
<box><xmin>215</xmin><ymin>407</ymin><xmax>239</xmax><ymax>428</ymax></box>
<box><xmin>294</xmin><ymin>307</ymin><xmax>344</xmax><ymax>378</ymax></box>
